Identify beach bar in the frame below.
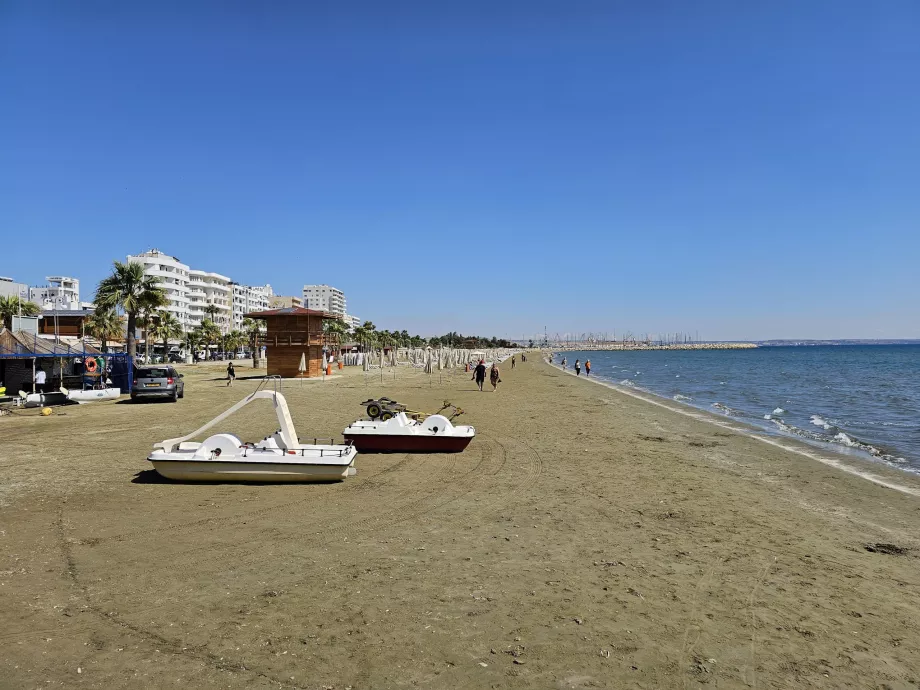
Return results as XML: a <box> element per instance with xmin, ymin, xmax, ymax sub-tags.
<box><xmin>244</xmin><ymin>307</ymin><xmax>335</xmax><ymax>378</ymax></box>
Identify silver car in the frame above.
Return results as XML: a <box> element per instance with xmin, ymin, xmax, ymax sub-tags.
<box><xmin>131</xmin><ymin>366</ymin><xmax>185</xmax><ymax>402</ymax></box>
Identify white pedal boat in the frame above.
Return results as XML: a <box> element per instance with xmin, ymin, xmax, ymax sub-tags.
<box><xmin>344</xmin><ymin>412</ymin><xmax>475</xmax><ymax>452</ymax></box>
<box><xmin>148</xmin><ymin>389</ymin><xmax>357</xmax><ymax>482</ymax></box>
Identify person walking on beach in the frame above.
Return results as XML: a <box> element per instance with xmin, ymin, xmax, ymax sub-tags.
<box><xmin>561</xmin><ymin>357</ymin><xmax>567</xmax><ymax>370</ymax></box>
<box><xmin>511</xmin><ymin>355</ymin><xmax>516</xmax><ymax>369</ymax></box>
<box><xmin>226</xmin><ymin>361</ymin><xmax>236</xmax><ymax>387</ymax></box>
<box><xmin>34</xmin><ymin>365</ymin><xmax>47</xmax><ymax>394</ymax></box>
<box><xmin>490</xmin><ymin>362</ymin><xmax>501</xmax><ymax>392</ymax></box>
<box><xmin>585</xmin><ymin>359</ymin><xmax>591</xmax><ymax>377</ymax></box>
<box><xmin>575</xmin><ymin>359</ymin><xmax>581</xmax><ymax>376</ymax></box>
<box><xmin>472</xmin><ymin>359</ymin><xmax>487</xmax><ymax>391</ymax></box>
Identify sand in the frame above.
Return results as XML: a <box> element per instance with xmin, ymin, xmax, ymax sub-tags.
<box><xmin>2</xmin><ymin>357</ymin><xmax>920</xmax><ymax>689</ymax></box>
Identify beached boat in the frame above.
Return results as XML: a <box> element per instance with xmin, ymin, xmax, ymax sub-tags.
<box><xmin>20</xmin><ymin>390</ymin><xmax>69</xmax><ymax>407</ymax></box>
<box><xmin>344</xmin><ymin>412</ymin><xmax>475</xmax><ymax>452</ymax></box>
<box><xmin>148</xmin><ymin>386</ymin><xmax>357</xmax><ymax>482</ymax></box>
<box><xmin>62</xmin><ymin>386</ymin><xmax>121</xmax><ymax>404</ymax></box>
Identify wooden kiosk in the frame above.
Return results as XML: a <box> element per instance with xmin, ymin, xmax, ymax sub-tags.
<box><xmin>244</xmin><ymin>307</ymin><xmax>335</xmax><ymax>378</ymax></box>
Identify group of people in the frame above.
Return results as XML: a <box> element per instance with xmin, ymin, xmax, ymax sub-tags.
<box><xmin>469</xmin><ymin>352</ymin><xmax>530</xmax><ymax>392</ymax></box>
<box><xmin>552</xmin><ymin>355</ymin><xmax>591</xmax><ymax>377</ymax></box>
<box><xmin>472</xmin><ymin>359</ymin><xmax>501</xmax><ymax>392</ymax></box>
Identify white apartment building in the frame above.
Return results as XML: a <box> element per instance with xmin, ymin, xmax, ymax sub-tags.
<box><xmin>343</xmin><ymin>313</ymin><xmax>361</xmax><ymax>330</ymax></box>
<box><xmin>231</xmin><ymin>283</ymin><xmax>272</xmax><ymax>330</ymax></box>
<box><xmin>127</xmin><ymin>249</ymin><xmax>277</xmax><ymax>334</ymax></box>
<box><xmin>0</xmin><ymin>276</ymin><xmax>29</xmax><ymax>300</ymax></box>
<box><xmin>29</xmin><ymin>276</ymin><xmax>91</xmax><ymax>311</ymax></box>
<box><xmin>126</xmin><ymin>250</ymin><xmax>191</xmax><ymax>329</ymax></box>
<box><xmin>302</xmin><ymin>284</ymin><xmax>346</xmax><ymax>317</ymax></box>
<box><xmin>188</xmin><ymin>269</ymin><xmax>232</xmax><ymax>332</ymax></box>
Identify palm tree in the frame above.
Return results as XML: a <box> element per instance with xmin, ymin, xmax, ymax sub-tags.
<box><xmin>378</xmin><ymin>330</ymin><xmax>395</xmax><ymax>350</ymax></box>
<box><xmin>323</xmin><ymin>318</ymin><xmax>348</xmax><ymax>356</ymax></box>
<box><xmin>204</xmin><ymin>304</ymin><xmax>220</xmax><ymax>322</ymax></box>
<box><xmin>137</xmin><ymin>291</ymin><xmax>170</xmax><ymax>361</ymax></box>
<box><xmin>353</xmin><ymin>320</ymin><xmax>377</xmax><ymax>351</ymax></box>
<box><xmin>194</xmin><ymin>319</ymin><xmax>221</xmax><ymax>358</ymax></box>
<box><xmin>0</xmin><ymin>295</ymin><xmax>41</xmax><ymax>330</ymax></box>
<box><xmin>186</xmin><ymin>329</ymin><xmax>203</xmax><ymax>361</ymax></box>
<box><xmin>242</xmin><ymin>318</ymin><xmax>263</xmax><ymax>368</ymax></box>
<box><xmin>224</xmin><ymin>329</ymin><xmax>245</xmax><ymax>358</ymax></box>
<box><xmin>84</xmin><ymin>307</ymin><xmax>123</xmax><ymax>353</ymax></box>
<box><xmin>148</xmin><ymin>312</ymin><xmax>183</xmax><ymax>363</ymax></box>
<box><xmin>94</xmin><ymin>261</ymin><xmax>166</xmax><ymax>358</ymax></box>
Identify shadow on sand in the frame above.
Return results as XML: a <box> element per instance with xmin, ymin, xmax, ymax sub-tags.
<box><xmin>132</xmin><ymin>469</ymin><xmax>340</xmax><ymax>486</ymax></box>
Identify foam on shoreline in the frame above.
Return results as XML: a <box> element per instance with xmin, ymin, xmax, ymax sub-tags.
<box><xmin>545</xmin><ymin>358</ymin><xmax>920</xmax><ymax>498</ymax></box>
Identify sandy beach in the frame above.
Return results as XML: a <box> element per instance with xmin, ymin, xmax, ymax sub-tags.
<box><xmin>2</xmin><ymin>357</ymin><xmax>919</xmax><ymax>689</ymax></box>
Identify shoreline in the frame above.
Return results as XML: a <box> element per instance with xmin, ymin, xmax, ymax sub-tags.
<box><xmin>544</xmin><ymin>356</ymin><xmax>920</xmax><ymax>497</ymax></box>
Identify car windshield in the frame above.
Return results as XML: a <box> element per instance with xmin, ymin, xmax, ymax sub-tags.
<box><xmin>140</xmin><ymin>368</ymin><xmax>171</xmax><ymax>378</ymax></box>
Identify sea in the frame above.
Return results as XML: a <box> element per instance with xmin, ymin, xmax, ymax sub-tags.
<box><xmin>555</xmin><ymin>345</ymin><xmax>920</xmax><ymax>474</ymax></box>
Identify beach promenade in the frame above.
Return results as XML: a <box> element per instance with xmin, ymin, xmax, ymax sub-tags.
<box><xmin>2</xmin><ymin>358</ymin><xmax>919</xmax><ymax>688</ymax></box>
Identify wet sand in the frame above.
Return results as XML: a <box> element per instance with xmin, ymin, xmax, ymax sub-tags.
<box><xmin>2</xmin><ymin>357</ymin><xmax>920</xmax><ymax>689</ymax></box>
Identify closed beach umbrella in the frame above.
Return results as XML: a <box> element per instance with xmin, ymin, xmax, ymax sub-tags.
<box><xmin>298</xmin><ymin>352</ymin><xmax>307</xmax><ymax>377</ymax></box>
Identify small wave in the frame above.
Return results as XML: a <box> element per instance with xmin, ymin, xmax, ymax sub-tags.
<box><xmin>619</xmin><ymin>379</ymin><xmax>636</xmax><ymax>388</ymax></box>
<box><xmin>770</xmin><ymin>419</ymin><xmax>909</xmax><ymax>468</ymax></box>
<box><xmin>833</xmin><ymin>432</ymin><xmax>859</xmax><ymax>448</ymax></box>
<box><xmin>810</xmin><ymin>415</ymin><xmax>834</xmax><ymax>431</ymax></box>
<box><xmin>764</xmin><ymin>414</ymin><xmax>772</xmax><ymax>420</ymax></box>
<box><xmin>771</xmin><ymin>418</ymin><xmax>824</xmax><ymax>442</ymax></box>
<box><xmin>712</xmin><ymin>402</ymin><xmax>744</xmax><ymax>417</ymax></box>
<box><xmin>673</xmin><ymin>394</ymin><xmax>693</xmax><ymax>402</ymax></box>
<box><xmin>772</xmin><ymin>407</ymin><xmax>786</xmax><ymax>415</ymax></box>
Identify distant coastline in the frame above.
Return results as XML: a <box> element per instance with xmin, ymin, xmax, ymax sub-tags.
<box><xmin>757</xmin><ymin>339</ymin><xmax>920</xmax><ymax>346</ymax></box>
<box><xmin>543</xmin><ymin>339</ymin><xmax>920</xmax><ymax>351</ymax></box>
<box><xmin>545</xmin><ymin>342</ymin><xmax>757</xmax><ymax>351</ymax></box>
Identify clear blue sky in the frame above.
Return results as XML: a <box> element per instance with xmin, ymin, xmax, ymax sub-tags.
<box><xmin>2</xmin><ymin>1</ymin><xmax>918</xmax><ymax>341</ymax></box>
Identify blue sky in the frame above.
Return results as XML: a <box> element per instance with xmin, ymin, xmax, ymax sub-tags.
<box><xmin>2</xmin><ymin>1</ymin><xmax>918</xmax><ymax>340</ymax></box>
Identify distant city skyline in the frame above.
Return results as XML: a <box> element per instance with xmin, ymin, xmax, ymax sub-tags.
<box><xmin>2</xmin><ymin>3</ymin><xmax>918</xmax><ymax>340</ymax></box>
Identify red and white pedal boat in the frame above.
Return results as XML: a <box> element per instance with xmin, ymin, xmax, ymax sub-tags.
<box><xmin>343</xmin><ymin>412</ymin><xmax>475</xmax><ymax>453</ymax></box>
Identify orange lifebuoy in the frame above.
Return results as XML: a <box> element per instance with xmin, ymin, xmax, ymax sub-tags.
<box><xmin>85</xmin><ymin>357</ymin><xmax>98</xmax><ymax>373</ymax></box>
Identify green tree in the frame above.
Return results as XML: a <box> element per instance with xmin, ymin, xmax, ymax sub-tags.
<box><xmin>324</xmin><ymin>318</ymin><xmax>349</xmax><ymax>356</ymax></box>
<box><xmin>94</xmin><ymin>261</ymin><xmax>166</xmax><ymax>358</ymax></box>
<box><xmin>0</xmin><ymin>295</ymin><xmax>41</xmax><ymax>330</ymax></box>
<box><xmin>242</xmin><ymin>318</ymin><xmax>263</xmax><ymax>367</ymax></box>
<box><xmin>192</xmin><ymin>319</ymin><xmax>221</xmax><ymax>359</ymax></box>
<box><xmin>85</xmin><ymin>307</ymin><xmax>124</xmax><ymax>353</ymax></box>
<box><xmin>353</xmin><ymin>321</ymin><xmax>377</xmax><ymax>350</ymax></box>
<box><xmin>137</xmin><ymin>291</ymin><xmax>170</xmax><ymax>361</ymax></box>
<box><xmin>148</xmin><ymin>312</ymin><xmax>183</xmax><ymax>363</ymax></box>
<box><xmin>224</xmin><ymin>329</ymin><xmax>245</xmax><ymax>357</ymax></box>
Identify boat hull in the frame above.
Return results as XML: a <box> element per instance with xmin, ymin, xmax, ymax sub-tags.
<box><xmin>149</xmin><ymin>459</ymin><xmax>354</xmax><ymax>482</ymax></box>
<box><xmin>67</xmin><ymin>388</ymin><xmax>120</xmax><ymax>404</ymax></box>
<box><xmin>343</xmin><ymin>433</ymin><xmax>473</xmax><ymax>453</ymax></box>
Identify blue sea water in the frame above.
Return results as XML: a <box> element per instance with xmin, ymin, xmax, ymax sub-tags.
<box><xmin>555</xmin><ymin>346</ymin><xmax>920</xmax><ymax>474</ymax></box>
